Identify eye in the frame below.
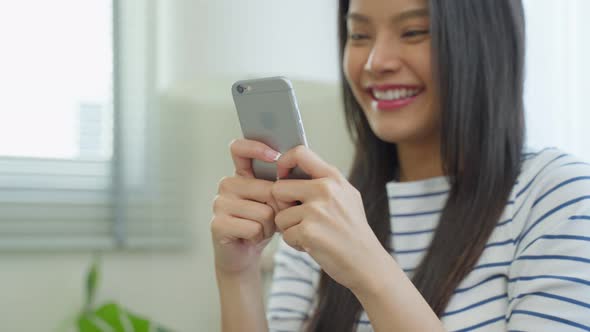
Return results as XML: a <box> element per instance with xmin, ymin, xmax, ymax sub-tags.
<box><xmin>348</xmin><ymin>33</ymin><xmax>370</xmax><ymax>41</ymax></box>
<box><xmin>402</xmin><ymin>30</ymin><xmax>429</xmax><ymax>38</ymax></box>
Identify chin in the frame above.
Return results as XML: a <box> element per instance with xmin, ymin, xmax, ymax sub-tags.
<box><xmin>369</xmin><ymin>119</ymin><xmax>437</xmax><ymax>145</ymax></box>
<box><xmin>370</xmin><ymin>124</ymin><xmax>415</xmax><ymax>144</ymax></box>
<box><xmin>369</xmin><ymin>115</ymin><xmax>418</xmax><ymax>143</ymax></box>
<box><xmin>362</xmin><ymin>108</ymin><xmax>438</xmax><ymax>146</ymax></box>
<box><xmin>376</xmin><ymin>134</ymin><xmax>412</xmax><ymax>145</ymax></box>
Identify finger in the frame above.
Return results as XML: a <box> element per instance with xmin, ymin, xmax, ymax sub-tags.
<box><xmin>211</xmin><ymin>215</ymin><xmax>265</xmax><ymax>245</ymax></box>
<box><xmin>272</xmin><ymin>178</ymin><xmax>334</xmax><ymax>204</ymax></box>
<box><xmin>213</xmin><ymin>195</ymin><xmax>276</xmax><ymax>239</ymax></box>
<box><xmin>266</xmin><ymin>194</ymin><xmax>282</xmax><ymax>216</ymax></box>
<box><xmin>275</xmin><ymin>198</ymin><xmax>300</xmax><ymax>214</ymax></box>
<box><xmin>274</xmin><ymin>204</ymin><xmax>305</xmax><ymax>233</ymax></box>
<box><xmin>217</xmin><ymin>176</ymin><xmax>274</xmax><ymax>204</ymax></box>
<box><xmin>276</xmin><ymin>145</ymin><xmax>340</xmax><ymax>180</ymax></box>
<box><xmin>229</xmin><ymin>138</ymin><xmax>281</xmax><ymax>178</ymax></box>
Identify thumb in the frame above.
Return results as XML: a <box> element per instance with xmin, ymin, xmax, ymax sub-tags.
<box><xmin>275</xmin><ymin>196</ymin><xmax>300</xmax><ymax>213</ymax></box>
<box><xmin>266</xmin><ymin>196</ymin><xmax>294</xmax><ymax>221</ymax></box>
<box><xmin>267</xmin><ymin>194</ymin><xmax>298</xmax><ymax>232</ymax></box>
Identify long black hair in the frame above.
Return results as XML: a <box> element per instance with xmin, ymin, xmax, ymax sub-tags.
<box><xmin>306</xmin><ymin>0</ymin><xmax>526</xmax><ymax>330</ymax></box>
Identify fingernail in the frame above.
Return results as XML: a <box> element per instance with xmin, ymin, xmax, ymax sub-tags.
<box><xmin>265</xmin><ymin>150</ymin><xmax>281</xmax><ymax>162</ymax></box>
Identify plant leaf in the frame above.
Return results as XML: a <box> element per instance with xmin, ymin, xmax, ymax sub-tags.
<box><xmin>78</xmin><ymin>312</ymin><xmax>114</xmax><ymax>332</ymax></box>
<box><xmin>78</xmin><ymin>302</ymin><xmax>173</xmax><ymax>332</ymax></box>
<box><xmin>92</xmin><ymin>303</ymin><xmax>127</xmax><ymax>331</ymax></box>
<box><xmin>85</xmin><ymin>255</ymin><xmax>100</xmax><ymax>311</ymax></box>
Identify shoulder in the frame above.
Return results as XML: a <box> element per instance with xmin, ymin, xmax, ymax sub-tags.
<box><xmin>510</xmin><ymin>147</ymin><xmax>590</xmax><ymax>252</ymax></box>
<box><xmin>504</xmin><ymin>149</ymin><xmax>590</xmax><ymax>331</ymax></box>
<box><xmin>515</xmin><ymin>147</ymin><xmax>590</xmax><ymax>204</ymax></box>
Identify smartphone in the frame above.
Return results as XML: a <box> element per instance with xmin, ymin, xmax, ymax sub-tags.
<box><xmin>231</xmin><ymin>76</ymin><xmax>311</xmax><ymax>181</ymax></box>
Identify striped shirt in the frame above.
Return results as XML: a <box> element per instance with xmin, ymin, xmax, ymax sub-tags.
<box><xmin>266</xmin><ymin>147</ymin><xmax>590</xmax><ymax>331</ymax></box>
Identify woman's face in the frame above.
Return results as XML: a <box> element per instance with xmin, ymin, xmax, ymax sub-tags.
<box><xmin>343</xmin><ymin>0</ymin><xmax>439</xmax><ymax>145</ymax></box>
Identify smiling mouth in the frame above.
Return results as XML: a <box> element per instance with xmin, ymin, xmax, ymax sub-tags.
<box><xmin>366</xmin><ymin>86</ymin><xmax>425</xmax><ymax>102</ymax></box>
<box><xmin>363</xmin><ymin>85</ymin><xmax>425</xmax><ymax>111</ymax></box>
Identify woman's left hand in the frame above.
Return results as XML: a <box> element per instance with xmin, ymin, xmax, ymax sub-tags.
<box><xmin>272</xmin><ymin>145</ymin><xmax>392</xmax><ymax>294</ymax></box>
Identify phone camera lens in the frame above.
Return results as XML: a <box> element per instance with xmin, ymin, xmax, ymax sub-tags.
<box><xmin>236</xmin><ymin>85</ymin><xmax>245</xmax><ymax>94</ymax></box>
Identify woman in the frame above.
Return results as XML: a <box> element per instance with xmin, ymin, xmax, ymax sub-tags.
<box><xmin>210</xmin><ymin>0</ymin><xmax>590</xmax><ymax>331</ymax></box>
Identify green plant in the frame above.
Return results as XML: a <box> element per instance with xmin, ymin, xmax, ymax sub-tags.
<box><xmin>57</xmin><ymin>256</ymin><xmax>174</xmax><ymax>332</ymax></box>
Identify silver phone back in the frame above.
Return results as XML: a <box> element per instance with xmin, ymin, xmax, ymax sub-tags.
<box><xmin>231</xmin><ymin>76</ymin><xmax>310</xmax><ymax>181</ymax></box>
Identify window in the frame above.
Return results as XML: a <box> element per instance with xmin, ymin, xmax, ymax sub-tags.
<box><xmin>0</xmin><ymin>0</ymin><xmax>190</xmax><ymax>250</ymax></box>
<box><xmin>0</xmin><ymin>1</ymin><xmax>113</xmax><ymax>160</ymax></box>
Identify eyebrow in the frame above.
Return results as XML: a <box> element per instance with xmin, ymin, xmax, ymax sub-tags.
<box><xmin>345</xmin><ymin>8</ymin><xmax>429</xmax><ymax>24</ymax></box>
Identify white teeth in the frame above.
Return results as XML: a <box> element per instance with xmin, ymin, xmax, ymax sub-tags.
<box><xmin>373</xmin><ymin>88</ymin><xmax>420</xmax><ymax>101</ymax></box>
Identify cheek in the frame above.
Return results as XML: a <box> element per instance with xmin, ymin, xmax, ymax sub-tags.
<box><xmin>342</xmin><ymin>47</ymin><xmax>354</xmax><ymax>83</ymax></box>
<box><xmin>418</xmin><ymin>54</ymin><xmax>441</xmax><ymax>126</ymax></box>
<box><xmin>421</xmin><ymin>61</ymin><xmax>433</xmax><ymax>90</ymax></box>
<box><xmin>407</xmin><ymin>45</ymin><xmax>436</xmax><ymax>107</ymax></box>
<box><xmin>343</xmin><ymin>47</ymin><xmax>364</xmax><ymax>84</ymax></box>
<box><xmin>414</xmin><ymin>45</ymin><xmax>433</xmax><ymax>88</ymax></box>
<box><xmin>421</xmin><ymin>57</ymin><xmax>437</xmax><ymax>112</ymax></box>
<box><xmin>343</xmin><ymin>50</ymin><xmax>369</xmax><ymax>104</ymax></box>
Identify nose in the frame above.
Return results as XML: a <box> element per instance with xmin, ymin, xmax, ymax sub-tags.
<box><xmin>364</xmin><ymin>35</ymin><xmax>402</xmax><ymax>76</ymax></box>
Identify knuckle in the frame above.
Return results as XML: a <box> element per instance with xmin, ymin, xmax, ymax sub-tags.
<box><xmin>308</xmin><ymin>201</ymin><xmax>328</xmax><ymax>220</ymax></box>
<box><xmin>209</xmin><ymin>215</ymin><xmax>222</xmax><ymax>235</ymax></box>
<box><xmin>294</xmin><ymin>145</ymin><xmax>306</xmax><ymax>157</ymax></box>
<box><xmin>308</xmin><ymin>201</ymin><xmax>322</xmax><ymax>213</ymax></box>
<box><xmin>217</xmin><ymin>176</ymin><xmax>234</xmax><ymax>193</ymax></box>
<box><xmin>316</xmin><ymin>178</ymin><xmax>333</xmax><ymax>196</ymax></box>
<box><xmin>299</xmin><ymin>222</ymin><xmax>317</xmax><ymax>243</ymax></box>
<box><xmin>274</xmin><ymin>212</ymin><xmax>285</xmax><ymax>231</ymax></box>
<box><xmin>249</xmin><ymin>222</ymin><xmax>264</xmax><ymax>239</ymax></box>
<box><xmin>260</xmin><ymin>204</ymin><xmax>275</xmax><ymax>221</ymax></box>
<box><xmin>234</xmin><ymin>168</ymin><xmax>250</xmax><ymax>178</ymax></box>
<box><xmin>228</xmin><ymin>138</ymin><xmax>239</xmax><ymax>151</ymax></box>
<box><xmin>212</xmin><ymin>194</ymin><xmax>223</xmax><ymax>213</ymax></box>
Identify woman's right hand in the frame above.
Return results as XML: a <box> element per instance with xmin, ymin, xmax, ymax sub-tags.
<box><xmin>210</xmin><ymin>138</ymin><xmax>282</xmax><ymax>276</ymax></box>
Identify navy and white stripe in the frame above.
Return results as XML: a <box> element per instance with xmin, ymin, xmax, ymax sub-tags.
<box><xmin>266</xmin><ymin>147</ymin><xmax>590</xmax><ymax>331</ymax></box>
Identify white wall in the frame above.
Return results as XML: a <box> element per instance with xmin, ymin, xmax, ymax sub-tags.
<box><xmin>523</xmin><ymin>0</ymin><xmax>590</xmax><ymax>159</ymax></box>
<box><xmin>157</xmin><ymin>0</ymin><xmax>340</xmax><ymax>87</ymax></box>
